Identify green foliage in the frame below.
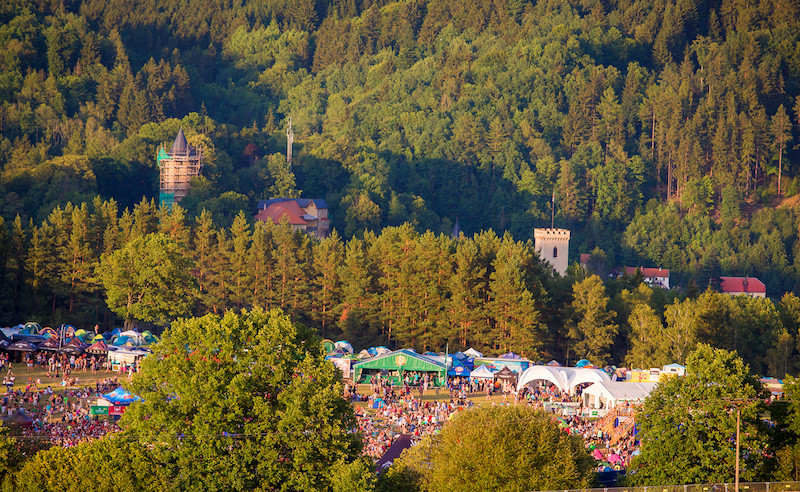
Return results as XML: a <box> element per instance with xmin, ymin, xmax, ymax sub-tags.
<box><xmin>9</xmin><ymin>437</ymin><xmax>167</xmax><ymax>491</ymax></box>
<box><xmin>99</xmin><ymin>232</ymin><xmax>195</xmax><ymax>327</ymax></box>
<box><xmin>389</xmin><ymin>405</ymin><xmax>594</xmax><ymax>491</ymax></box>
<box><xmin>629</xmin><ymin>344</ymin><xmax>771</xmax><ymax>485</ymax></box>
<box><xmin>121</xmin><ymin>308</ymin><xmax>363</xmax><ymax>490</ymax></box>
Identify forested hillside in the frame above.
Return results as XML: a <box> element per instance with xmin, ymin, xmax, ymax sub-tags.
<box><xmin>2</xmin><ymin>0</ymin><xmax>800</xmax><ymax>369</ymax></box>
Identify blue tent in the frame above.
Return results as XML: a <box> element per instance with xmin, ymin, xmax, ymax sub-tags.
<box><xmin>113</xmin><ymin>336</ymin><xmax>131</xmax><ymax>346</ymax></box>
<box><xmin>499</xmin><ymin>352</ymin><xmax>523</xmax><ymax>359</ymax></box>
<box><xmin>372</xmin><ymin>398</ymin><xmax>386</xmax><ymax>409</ymax></box>
<box><xmin>575</xmin><ymin>359</ymin><xmax>592</xmax><ymax>368</ymax></box>
<box><xmin>448</xmin><ymin>364</ymin><xmax>471</xmax><ymax>376</ymax></box>
<box><xmin>102</xmin><ymin>387</ymin><xmax>141</xmax><ymax>405</ymax></box>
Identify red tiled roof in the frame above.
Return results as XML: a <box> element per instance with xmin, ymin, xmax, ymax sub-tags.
<box><xmin>255</xmin><ymin>202</ymin><xmax>306</xmax><ymax>226</ymax></box>
<box><xmin>719</xmin><ymin>276</ymin><xmax>766</xmax><ymax>294</ymax></box>
<box><xmin>625</xmin><ymin>267</ymin><xmax>670</xmax><ymax>278</ymax></box>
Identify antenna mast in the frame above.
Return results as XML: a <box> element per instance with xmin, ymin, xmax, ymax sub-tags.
<box><xmin>551</xmin><ymin>186</ymin><xmax>556</xmax><ymax>229</ymax></box>
<box><xmin>286</xmin><ymin>116</ymin><xmax>294</xmax><ymax>169</ymax></box>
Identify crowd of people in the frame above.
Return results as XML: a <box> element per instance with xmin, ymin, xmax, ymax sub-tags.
<box><xmin>3</xmin><ymin>376</ymin><xmax>123</xmax><ymax>449</ymax></box>
<box><xmin>347</xmin><ymin>373</ymin><xmax>641</xmax><ymax>469</ymax></box>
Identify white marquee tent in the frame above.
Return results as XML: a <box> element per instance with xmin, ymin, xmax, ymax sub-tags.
<box><xmin>581</xmin><ymin>381</ymin><xmax>657</xmax><ymax>409</ymax></box>
<box><xmin>470</xmin><ymin>365</ymin><xmax>496</xmax><ymax>380</ymax></box>
<box><xmin>516</xmin><ymin>365</ymin><xmax>611</xmax><ymax>394</ymax></box>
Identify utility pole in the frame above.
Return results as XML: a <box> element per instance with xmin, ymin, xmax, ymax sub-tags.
<box><xmin>286</xmin><ymin>116</ymin><xmax>294</xmax><ymax>170</ymax></box>
<box><xmin>735</xmin><ymin>407</ymin><xmax>740</xmax><ymax>492</ymax></box>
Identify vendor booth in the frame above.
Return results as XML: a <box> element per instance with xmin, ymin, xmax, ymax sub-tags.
<box><xmin>581</xmin><ymin>381</ymin><xmax>656</xmax><ymax>409</ymax></box>
<box><xmin>470</xmin><ymin>365</ymin><xmax>495</xmax><ymax>380</ymax></box>
<box><xmin>352</xmin><ymin>349</ymin><xmax>446</xmax><ymax>387</ymax></box>
<box><xmin>494</xmin><ymin>366</ymin><xmax>519</xmax><ymax>387</ymax></box>
<box><xmin>107</xmin><ymin>348</ymin><xmax>147</xmax><ymax>370</ymax></box>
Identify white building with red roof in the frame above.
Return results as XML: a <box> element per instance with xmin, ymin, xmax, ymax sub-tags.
<box><xmin>625</xmin><ymin>266</ymin><xmax>670</xmax><ymax>289</ymax></box>
<box><xmin>719</xmin><ymin>276</ymin><xmax>766</xmax><ymax>298</ymax></box>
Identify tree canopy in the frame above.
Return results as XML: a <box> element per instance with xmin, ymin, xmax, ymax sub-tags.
<box><xmin>385</xmin><ymin>405</ymin><xmax>594</xmax><ymax>491</ymax></box>
<box><xmin>629</xmin><ymin>343</ymin><xmax>771</xmax><ymax>485</ymax></box>
<box><xmin>120</xmin><ymin>308</ymin><xmax>363</xmax><ymax>491</ymax></box>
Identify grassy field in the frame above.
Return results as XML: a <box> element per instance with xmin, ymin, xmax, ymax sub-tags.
<box><xmin>2</xmin><ymin>364</ymin><xmax>123</xmax><ymax>392</ymax></box>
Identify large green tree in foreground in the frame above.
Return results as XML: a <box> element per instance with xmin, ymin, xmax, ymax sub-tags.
<box><xmin>384</xmin><ymin>405</ymin><xmax>593</xmax><ymax>491</ymax></box>
<box><xmin>629</xmin><ymin>344</ymin><xmax>771</xmax><ymax>485</ymax></box>
<box><xmin>121</xmin><ymin>308</ymin><xmax>363</xmax><ymax>491</ymax></box>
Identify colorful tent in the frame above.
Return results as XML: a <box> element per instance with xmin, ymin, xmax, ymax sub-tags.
<box><xmin>101</xmin><ymin>387</ymin><xmax>141</xmax><ymax>405</ymax></box>
<box><xmin>38</xmin><ymin>337</ymin><xmax>62</xmax><ymax>352</ymax></box>
<box><xmin>141</xmin><ymin>331</ymin><xmax>158</xmax><ymax>345</ymax></box>
<box><xmin>448</xmin><ymin>363</ymin><xmax>471</xmax><ymax>377</ymax></box>
<box><xmin>86</xmin><ymin>340</ymin><xmax>109</xmax><ymax>354</ymax></box>
<box><xmin>39</xmin><ymin>327</ymin><xmax>57</xmax><ymax>338</ymax></box>
<box><xmin>7</xmin><ymin>340</ymin><xmax>38</xmax><ymax>352</ymax></box>
<box><xmin>62</xmin><ymin>337</ymin><xmax>88</xmax><ymax>354</ymax></box>
<box><xmin>23</xmin><ymin>322</ymin><xmax>41</xmax><ymax>334</ymax></box>
<box><xmin>352</xmin><ymin>349</ymin><xmax>446</xmax><ymax>386</ymax></box>
<box><xmin>334</xmin><ymin>341</ymin><xmax>353</xmax><ymax>354</ymax></box>
<box><xmin>120</xmin><ymin>330</ymin><xmax>145</xmax><ymax>345</ymax></box>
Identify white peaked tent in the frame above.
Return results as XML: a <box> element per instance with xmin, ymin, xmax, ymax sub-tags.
<box><xmin>581</xmin><ymin>381</ymin><xmax>657</xmax><ymax>409</ymax></box>
<box><xmin>119</xmin><ymin>330</ymin><xmax>145</xmax><ymax>345</ymax></box>
<box><xmin>463</xmin><ymin>347</ymin><xmax>483</xmax><ymax>358</ymax></box>
<box><xmin>516</xmin><ymin>366</ymin><xmax>611</xmax><ymax>394</ymax></box>
<box><xmin>470</xmin><ymin>365</ymin><xmax>495</xmax><ymax>380</ymax></box>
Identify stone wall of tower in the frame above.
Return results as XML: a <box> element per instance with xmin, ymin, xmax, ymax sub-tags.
<box><xmin>534</xmin><ymin>228</ymin><xmax>571</xmax><ymax>276</ymax></box>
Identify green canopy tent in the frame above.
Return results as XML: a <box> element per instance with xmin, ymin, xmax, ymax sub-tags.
<box><xmin>352</xmin><ymin>349</ymin><xmax>446</xmax><ymax>387</ymax></box>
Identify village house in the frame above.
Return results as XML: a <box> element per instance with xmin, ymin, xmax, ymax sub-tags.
<box><xmin>255</xmin><ymin>198</ymin><xmax>330</xmax><ymax>239</ymax></box>
<box><xmin>624</xmin><ymin>267</ymin><xmax>670</xmax><ymax>289</ymax></box>
<box><xmin>719</xmin><ymin>276</ymin><xmax>766</xmax><ymax>298</ymax></box>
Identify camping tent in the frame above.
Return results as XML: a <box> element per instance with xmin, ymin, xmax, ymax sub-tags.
<box><xmin>141</xmin><ymin>331</ymin><xmax>158</xmax><ymax>345</ymax></box>
<box><xmin>352</xmin><ymin>349</ymin><xmax>446</xmax><ymax>386</ymax></box>
<box><xmin>321</xmin><ymin>339</ymin><xmax>335</xmax><ymax>354</ymax></box>
<box><xmin>470</xmin><ymin>365</ymin><xmax>495</xmax><ymax>380</ymax></box>
<box><xmin>499</xmin><ymin>352</ymin><xmax>523</xmax><ymax>359</ymax></box>
<box><xmin>334</xmin><ymin>341</ymin><xmax>354</xmax><ymax>354</ymax></box>
<box><xmin>120</xmin><ymin>330</ymin><xmax>145</xmax><ymax>345</ymax></box>
<box><xmin>581</xmin><ymin>381</ymin><xmax>657</xmax><ymax>409</ymax></box>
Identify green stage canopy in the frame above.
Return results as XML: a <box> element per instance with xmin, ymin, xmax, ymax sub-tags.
<box><xmin>352</xmin><ymin>349</ymin><xmax>445</xmax><ymax>386</ymax></box>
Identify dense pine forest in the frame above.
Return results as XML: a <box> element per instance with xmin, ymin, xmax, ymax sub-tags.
<box><xmin>2</xmin><ymin>0</ymin><xmax>800</xmax><ymax>371</ymax></box>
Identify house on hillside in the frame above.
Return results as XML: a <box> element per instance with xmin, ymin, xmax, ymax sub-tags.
<box><xmin>719</xmin><ymin>276</ymin><xmax>766</xmax><ymax>298</ymax></box>
<box><xmin>255</xmin><ymin>198</ymin><xmax>330</xmax><ymax>239</ymax></box>
<box><xmin>625</xmin><ymin>267</ymin><xmax>670</xmax><ymax>289</ymax></box>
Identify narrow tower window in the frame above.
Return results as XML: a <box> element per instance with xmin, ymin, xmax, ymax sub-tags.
<box><xmin>553</xmin><ymin>247</ymin><xmax>558</xmax><ymax>258</ymax></box>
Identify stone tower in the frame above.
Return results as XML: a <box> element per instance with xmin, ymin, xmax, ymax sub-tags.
<box><xmin>534</xmin><ymin>228</ymin><xmax>571</xmax><ymax>276</ymax></box>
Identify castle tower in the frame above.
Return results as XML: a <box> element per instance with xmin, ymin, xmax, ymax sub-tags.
<box><xmin>534</xmin><ymin>228</ymin><xmax>571</xmax><ymax>276</ymax></box>
<box><xmin>157</xmin><ymin>128</ymin><xmax>204</xmax><ymax>208</ymax></box>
